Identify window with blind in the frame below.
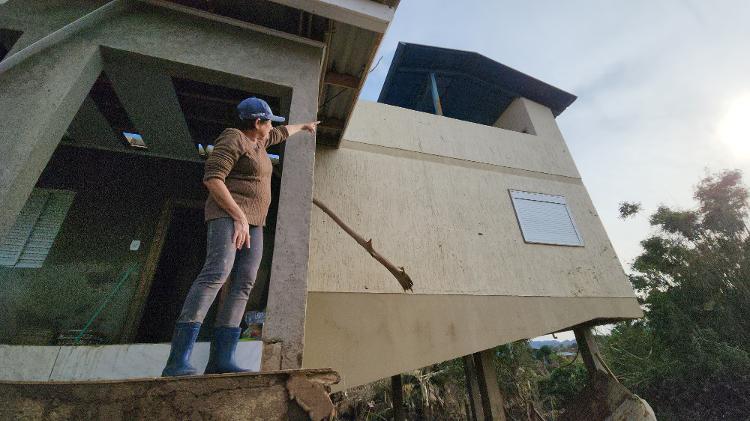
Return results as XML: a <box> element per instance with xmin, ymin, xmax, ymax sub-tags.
<box><xmin>0</xmin><ymin>189</ymin><xmax>75</xmax><ymax>268</ymax></box>
<box><xmin>509</xmin><ymin>190</ymin><xmax>583</xmax><ymax>246</ymax></box>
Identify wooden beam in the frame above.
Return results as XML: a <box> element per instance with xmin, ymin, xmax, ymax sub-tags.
<box><xmin>473</xmin><ymin>349</ymin><xmax>507</xmax><ymax>421</ymax></box>
<box><xmin>318</xmin><ymin>117</ymin><xmax>345</xmax><ymax>131</ymax></box>
<box><xmin>317</xmin><ymin>21</ymin><xmax>335</xmax><ymax>107</ymax></box>
<box><xmin>119</xmin><ymin>198</ymin><xmax>173</xmax><ymax>342</ymax></box>
<box><xmin>429</xmin><ymin>72</ymin><xmax>443</xmax><ymax>116</ymax></box>
<box><xmin>177</xmin><ymin>91</ymin><xmax>240</xmax><ymax>106</ymax></box>
<box><xmin>391</xmin><ymin>374</ymin><xmax>405</xmax><ymax>421</ymax></box>
<box><xmin>266</xmin><ymin>0</ymin><xmax>395</xmax><ymax>33</ymax></box>
<box><xmin>329</xmin><ymin>31</ymin><xmax>382</xmax><ymax>148</ymax></box>
<box><xmin>574</xmin><ymin>327</ymin><xmax>607</xmax><ymax>375</ymax></box>
<box><xmin>324</xmin><ymin>71</ymin><xmax>360</xmax><ymax>89</ymax></box>
<box><xmin>463</xmin><ymin>355</ymin><xmax>485</xmax><ymax>421</ymax></box>
<box><xmin>183</xmin><ymin>114</ymin><xmax>233</xmax><ymax>126</ymax></box>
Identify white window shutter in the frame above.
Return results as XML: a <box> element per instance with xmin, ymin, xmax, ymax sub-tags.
<box><xmin>0</xmin><ymin>190</ymin><xmax>48</xmax><ymax>267</ymax></box>
<box><xmin>16</xmin><ymin>190</ymin><xmax>75</xmax><ymax>269</ymax></box>
<box><xmin>509</xmin><ymin>190</ymin><xmax>583</xmax><ymax>246</ymax></box>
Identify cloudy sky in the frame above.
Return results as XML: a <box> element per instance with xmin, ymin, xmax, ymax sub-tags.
<box><xmin>359</xmin><ymin>0</ymin><xmax>750</xmax><ymax>272</ymax></box>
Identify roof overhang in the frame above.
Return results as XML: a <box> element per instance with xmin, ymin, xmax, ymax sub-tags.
<box><xmin>147</xmin><ymin>0</ymin><xmax>400</xmax><ymax>147</ymax></box>
<box><xmin>0</xmin><ymin>0</ymin><xmax>399</xmax><ymax>147</ymax></box>
<box><xmin>379</xmin><ymin>43</ymin><xmax>577</xmax><ymax>125</ymax></box>
<box><xmin>266</xmin><ymin>0</ymin><xmax>396</xmax><ymax>33</ymax></box>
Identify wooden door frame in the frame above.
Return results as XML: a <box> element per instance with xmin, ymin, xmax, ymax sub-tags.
<box><xmin>119</xmin><ymin>197</ymin><xmax>203</xmax><ymax>343</ymax></box>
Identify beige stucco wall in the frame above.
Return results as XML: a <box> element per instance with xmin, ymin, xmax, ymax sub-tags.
<box><xmin>304</xmin><ymin>100</ymin><xmax>642</xmax><ymax>390</ymax></box>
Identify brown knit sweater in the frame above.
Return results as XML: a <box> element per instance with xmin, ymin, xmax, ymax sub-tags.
<box><xmin>203</xmin><ymin>126</ymin><xmax>289</xmax><ymax>226</ymax></box>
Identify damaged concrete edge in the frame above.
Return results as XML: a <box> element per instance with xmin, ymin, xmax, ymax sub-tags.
<box><xmin>262</xmin><ymin>342</ymin><xmax>283</xmax><ymax>372</ymax></box>
<box><xmin>285</xmin><ymin>371</ymin><xmax>340</xmax><ymax>421</ymax></box>
<box><xmin>1</xmin><ymin>368</ymin><xmax>341</xmax><ymax>421</ymax></box>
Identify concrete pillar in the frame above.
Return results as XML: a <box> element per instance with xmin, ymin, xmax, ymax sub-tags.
<box><xmin>493</xmin><ymin>97</ymin><xmax>537</xmax><ymax>135</ymax></box>
<box><xmin>473</xmin><ymin>349</ymin><xmax>506</xmax><ymax>421</ymax></box>
<box><xmin>494</xmin><ymin>96</ymin><xmax>567</xmax><ymax>139</ymax></box>
<box><xmin>391</xmin><ymin>374</ymin><xmax>405</xmax><ymax>421</ymax></box>
<box><xmin>263</xmin><ymin>87</ymin><xmax>318</xmax><ymax>369</ymax></box>
<box><xmin>463</xmin><ymin>354</ymin><xmax>485</xmax><ymax>421</ymax></box>
<box><xmin>104</xmin><ymin>57</ymin><xmax>197</xmax><ymax>160</ymax></box>
<box><xmin>0</xmin><ymin>38</ymin><xmax>102</xmax><ymax>239</ymax></box>
<box><xmin>574</xmin><ymin>327</ymin><xmax>607</xmax><ymax>376</ymax></box>
<box><xmin>67</xmin><ymin>96</ymin><xmax>122</xmax><ymax>148</ymax></box>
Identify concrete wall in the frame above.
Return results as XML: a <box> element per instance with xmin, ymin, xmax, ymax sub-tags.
<box><xmin>0</xmin><ymin>0</ymin><xmax>322</xmax><ymax>237</ymax></box>
<box><xmin>0</xmin><ymin>1</ymin><xmax>323</xmax><ymax>366</ymax></box>
<box><xmin>303</xmin><ymin>100</ymin><xmax>642</xmax><ymax>390</ymax></box>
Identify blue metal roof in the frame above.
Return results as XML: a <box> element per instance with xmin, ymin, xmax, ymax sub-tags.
<box><xmin>378</xmin><ymin>43</ymin><xmax>577</xmax><ymax>125</ymax></box>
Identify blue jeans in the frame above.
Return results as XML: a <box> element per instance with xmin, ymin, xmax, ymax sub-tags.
<box><xmin>177</xmin><ymin>217</ymin><xmax>263</xmax><ymax>327</ymax></box>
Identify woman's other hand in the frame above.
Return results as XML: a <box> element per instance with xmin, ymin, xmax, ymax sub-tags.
<box><xmin>233</xmin><ymin>217</ymin><xmax>251</xmax><ymax>249</ymax></box>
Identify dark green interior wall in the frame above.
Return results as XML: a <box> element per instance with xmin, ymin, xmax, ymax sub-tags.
<box><xmin>0</xmin><ymin>145</ymin><xmax>206</xmax><ymax>344</ymax></box>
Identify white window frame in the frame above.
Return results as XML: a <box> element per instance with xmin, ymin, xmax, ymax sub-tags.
<box><xmin>508</xmin><ymin>189</ymin><xmax>584</xmax><ymax>247</ymax></box>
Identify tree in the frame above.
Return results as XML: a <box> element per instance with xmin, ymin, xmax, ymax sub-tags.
<box><xmin>605</xmin><ymin>170</ymin><xmax>750</xmax><ymax>420</ymax></box>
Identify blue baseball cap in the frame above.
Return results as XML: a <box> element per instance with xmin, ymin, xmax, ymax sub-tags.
<box><xmin>237</xmin><ymin>97</ymin><xmax>286</xmax><ymax>123</ymax></box>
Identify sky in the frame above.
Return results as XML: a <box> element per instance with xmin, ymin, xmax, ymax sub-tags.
<box><xmin>357</xmin><ymin>0</ymin><xmax>750</xmax><ymax>340</ymax></box>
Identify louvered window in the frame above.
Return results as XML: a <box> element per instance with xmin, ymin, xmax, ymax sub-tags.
<box><xmin>0</xmin><ymin>189</ymin><xmax>75</xmax><ymax>268</ymax></box>
<box><xmin>509</xmin><ymin>190</ymin><xmax>583</xmax><ymax>246</ymax></box>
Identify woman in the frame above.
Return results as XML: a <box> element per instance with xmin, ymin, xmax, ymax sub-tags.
<box><xmin>162</xmin><ymin>97</ymin><xmax>318</xmax><ymax>376</ymax></box>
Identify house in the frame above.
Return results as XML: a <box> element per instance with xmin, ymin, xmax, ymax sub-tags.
<box><xmin>303</xmin><ymin>42</ymin><xmax>642</xmax><ymax>391</ymax></box>
<box><xmin>0</xmin><ymin>0</ymin><xmax>641</xmax><ymax>417</ymax></box>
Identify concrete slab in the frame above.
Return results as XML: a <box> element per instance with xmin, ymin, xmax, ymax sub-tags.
<box><xmin>0</xmin><ymin>342</ymin><xmax>262</xmax><ymax>382</ymax></box>
<box><xmin>0</xmin><ymin>368</ymin><xmax>340</xmax><ymax>421</ymax></box>
<box><xmin>0</xmin><ymin>345</ymin><xmax>60</xmax><ymax>381</ymax></box>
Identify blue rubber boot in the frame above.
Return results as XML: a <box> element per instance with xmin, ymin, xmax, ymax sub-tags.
<box><xmin>161</xmin><ymin>322</ymin><xmax>201</xmax><ymax>377</ymax></box>
<box><xmin>204</xmin><ymin>326</ymin><xmax>253</xmax><ymax>374</ymax></box>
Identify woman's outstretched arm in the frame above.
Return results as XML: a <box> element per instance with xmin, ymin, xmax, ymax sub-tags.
<box><xmin>285</xmin><ymin>121</ymin><xmax>320</xmax><ymax>137</ymax></box>
<box><xmin>266</xmin><ymin>122</ymin><xmax>320</xmax><ymax>147</ymax></box>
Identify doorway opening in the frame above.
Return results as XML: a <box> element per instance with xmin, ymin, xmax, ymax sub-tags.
<box><xmin>135</xmin><ymin>204</ymin><xmax>214</xmax><ymax>343</ymax></box>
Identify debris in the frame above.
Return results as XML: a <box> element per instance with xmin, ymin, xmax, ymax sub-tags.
<box><xmin>286</xmin><ymin>373</ymin><xmax>338</xmax><ymax>420</ymax></box>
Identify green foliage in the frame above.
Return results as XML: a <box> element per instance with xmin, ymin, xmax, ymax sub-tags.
<box><xmin>618</xmin><ymin>201</ymin><xmax>642</xmax><ymax>219</ymax></box>
<box><xmin>538</xmin><ymin>364</ymin><xmax>588</xmax><ymax>409</ymax></box>
<box><xmin>605</xmin><ymin>169</ymin><xmax>750</xmax><ymax>419</ymax></box>
<box><xmin>495</xmin><ymin>341</ymin><xmax>540</xmax><ymax>408</ymax></box>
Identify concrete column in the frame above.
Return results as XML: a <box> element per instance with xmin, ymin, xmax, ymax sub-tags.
<box><xmin>473</xmin><ymin>349</ymin><xmax>507</xmax><ymax>421</ymax></box>
<box><xmin>494</xmin><ymin>96</ymin><xmax>567</xmax><ymax>139</ymax></box>
<box><xmin>391</xmin><ymin>374</ymin><xmax>405</xmax><ymax>421</ymax></box>
<box><xmin>104</xmin><ymin>58</ymin><xmax>197</xmax><ymax>160</ymax></box>
<box><xmin>67</xmin><ymin>96</ymin><xmax>122</xmax><ymax>148</ymax></box>
<box><xmin>574</xmin><ymin>327</ymin><xmax>607</xmax><ymax>376</ymax></box>
<box><xmin>493</xmin><ymin>97</ymin><xmax>537</xmax><ymax>135</ymax></box>
<box><xmin>0</xmin><ymin>39</ymin><xmax>102</xmax><ymax>239</ymax></box>
<box><xmin>263</xmin><ymin>87</ymin><xmax>318</xmax><ymax>369</ymax></box>
<box><xmin>463</xmin><ymin>354</ymin><xmax>485</xmax><ymax>421</ymax></box>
